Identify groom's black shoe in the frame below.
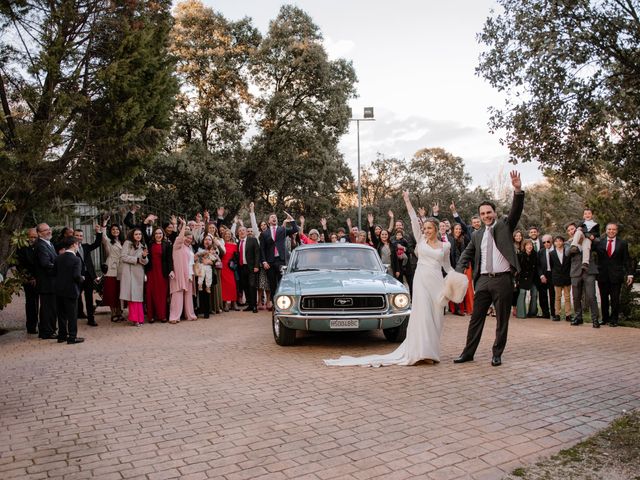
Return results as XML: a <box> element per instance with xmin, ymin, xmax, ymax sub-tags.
<box><xmin>491</xmin><ymin>356</ymin><xmax>502</xmax><ymax>367</ymax></box>
<box><xmin>453</xmin><ymin>355</ymin><xmax>474</xmax><ymax>364</ymax></box>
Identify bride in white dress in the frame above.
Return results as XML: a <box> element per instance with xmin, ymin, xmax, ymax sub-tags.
<box><xmin>324</xmin><ymin>191</ymin><xmax>466</xmax><ymax>367</ymax></box>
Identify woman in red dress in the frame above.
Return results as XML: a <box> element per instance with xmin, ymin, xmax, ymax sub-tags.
<box><xmin>220</xmin><ymin>229</ymin><xmax>239</xmax><ymax>311</ymax></box>
<box><xmin>145</xmin><ymin>227</ymin><xmax>172</xmax><ymax>322</ymax></box>
<box><xmin>450</xmin><ymin>223</ymin><xmax>474</xmax><ymax>315</ymax></box>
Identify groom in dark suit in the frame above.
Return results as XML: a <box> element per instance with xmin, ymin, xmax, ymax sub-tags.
<box><xmin>454</xmin><ymin>171</ymin><xmax>524</xmax><ymax>367</ymax></box>
<box><xmin>260</xmin><ymin>212</ymin><xmax>298</xmax><ymax>300</ymax></box>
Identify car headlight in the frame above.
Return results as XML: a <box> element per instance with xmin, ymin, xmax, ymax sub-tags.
<box><xmin>392</xmin><ymin>293</ymin><xmax>410</xmax><ymax>309</ymax></box>
<box><xmin>275</xmin><ymin>295</ymin><xmax>293</xmax><ymax>310</ymax></box>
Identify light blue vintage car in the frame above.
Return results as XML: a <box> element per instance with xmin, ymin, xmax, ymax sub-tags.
<box><xmin>272</xmin><ymin>243</ymin><xmax>411</xmax><ymax>346</ymax></box>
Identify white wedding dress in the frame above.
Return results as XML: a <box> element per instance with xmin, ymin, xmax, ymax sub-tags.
<box><xmin>324</xmin><ymin>212</ymin><xmax>456</xmax><ymax>367</ymax></box>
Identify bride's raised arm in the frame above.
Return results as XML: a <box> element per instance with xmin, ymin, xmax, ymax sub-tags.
<box><xmin>403</xmin><ymin>191</ymin><xmax>422</xmax><ymax>241</ymax></box>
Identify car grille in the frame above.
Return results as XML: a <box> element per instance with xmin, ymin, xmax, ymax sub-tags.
<box><xmin>300</xmin><ymin>295</ymin><xmax>386</xmax><ymax>311</ymax></box>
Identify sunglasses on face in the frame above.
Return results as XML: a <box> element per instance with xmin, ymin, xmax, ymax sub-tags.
<box><xmin>543</xmin><ymin>241</ymin><xmax>552</xmax><ymax>244</ymax></box>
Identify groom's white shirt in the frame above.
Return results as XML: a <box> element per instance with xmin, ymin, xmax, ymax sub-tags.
<box><xmin>480</xmin><ymin>223</ymin><xmax>510</xmax><ymax>274</ymax></box>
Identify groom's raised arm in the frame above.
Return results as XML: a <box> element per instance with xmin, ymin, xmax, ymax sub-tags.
<box><xmin>506</xmin><ymin>171</ymin><xmax>524</xmax><ymax>231</ymax></box>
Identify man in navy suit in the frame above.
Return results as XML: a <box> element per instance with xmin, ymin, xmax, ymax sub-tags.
<box><xmin>54</xmin><ymin>237</ymin><xmax>85</xmax><ymax>344</ymax></box>
<box><xmin>260</xmin><ymin>212</ymin><xmax>298</xmax><ymax>300</ymax></box>
<box><xmin>35</xmin><ymin>223</ymin><xmax>58</xmax><ymax>339</ymax></box>
<box><xmin>595</xmin><ymin>223</ymin><xmax>634</xmax><ymax>327</ymax></box>
<box><xmin>237</xmin><ymin>226</ymin><xmax>261</xmax><ymax>313</ymax></box>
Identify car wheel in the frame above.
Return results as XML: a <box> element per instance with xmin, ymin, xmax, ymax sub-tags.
<box><xmin>383</xmin><ymin>318</ymin><xmax>408</xmax><ymax>343</ymax></box>
<box><xmin>273</xmin><ymin>312</ymin><xmax>296</xmax><ymax>346</ymax></box>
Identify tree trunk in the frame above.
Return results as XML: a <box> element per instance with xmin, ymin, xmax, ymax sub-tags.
<box><xmin>0</xmin><ymin>209</ymin><xmax>26</xmax><ymax>276</ymax></box>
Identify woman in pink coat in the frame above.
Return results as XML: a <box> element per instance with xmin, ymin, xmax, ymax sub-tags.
<box><xmin>169</xmin><ymin>220</ymin><xmax>197</xmax><ymax>323</ymax></box>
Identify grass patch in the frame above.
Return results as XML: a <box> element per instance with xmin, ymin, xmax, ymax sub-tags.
<box><xmin>504</xmin><ymin>410</ymin><xmax>640</xmax><ymax>479</ymax></box>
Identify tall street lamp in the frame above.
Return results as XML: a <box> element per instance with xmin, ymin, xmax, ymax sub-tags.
<box><xmin>349</xmin><ymin>107</ymin><xmax>375</xmax><ymax>230</ymax></box>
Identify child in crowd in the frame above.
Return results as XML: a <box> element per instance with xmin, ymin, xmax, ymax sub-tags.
<box><xmin>549</xmin><ymin>235</ymin><xmax>572</xmax><ymax>322</ymax></box>
<box><xmin>393</xmin><ymin>230</ymin><xmax>411</xmax><ymax>282</ymax></box>
<box><xmin>194</xmin><ymin>247</ymin><xmax>218</xmax><ymax>293</ymax></box>
<box><xmin>570</xmin><ymin>208</ymin><xmax>600</xmax><ymax>271</ymax></box>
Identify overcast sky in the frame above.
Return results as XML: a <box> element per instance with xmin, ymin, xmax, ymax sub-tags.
<box><xmin>201</xmin><ymin>0</ymin><xmax>544</xmax><ymax>188</ymax></box>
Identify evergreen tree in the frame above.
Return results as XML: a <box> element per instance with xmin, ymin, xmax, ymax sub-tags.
<box><xmin>0</xmin><ymin>0</ymin><xmax>177</xmax><ymax>273</ymax></box>
<box><xmin>244</xmin><ymin>5</ymin><xmax>357</xmax><ymax>216</ymax></box>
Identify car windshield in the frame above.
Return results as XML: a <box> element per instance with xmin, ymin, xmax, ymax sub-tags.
<box><xmin>290</xmin><ymin>247</ymin><xmax>382</xmax><ymax>272</ymax></box>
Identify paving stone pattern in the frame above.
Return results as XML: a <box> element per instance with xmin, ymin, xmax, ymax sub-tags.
<box><xmin>1</xmin><ymin>297</ymin><xmax>639</xmax><ymax>479</ymax></box>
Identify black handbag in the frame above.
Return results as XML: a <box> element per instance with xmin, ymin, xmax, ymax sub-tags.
<box><xmin>228</xmin><ymin>251</ymin><xmax>239</xmax><ymax>271</ymax></box>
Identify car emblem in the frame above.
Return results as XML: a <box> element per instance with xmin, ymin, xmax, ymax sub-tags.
<box><xmin>334</xmin><ymin>297</ymin><xmax>353</xmax><ymax>307</ymax></box>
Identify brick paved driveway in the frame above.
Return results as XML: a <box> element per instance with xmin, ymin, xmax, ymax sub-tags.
<box><xmin>1</xmin><ymin>299</ymin><xmax>639</xmax><ymax>480</ymax></box>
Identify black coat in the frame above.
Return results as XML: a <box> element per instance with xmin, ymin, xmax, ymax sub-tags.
<box><xmin>16</xmin><ymin>244</ymin><xmax>38</xmax><ymax>283</ymax></box>
<box><xmin>238</xmin><ymin>236</ymin><xmax>261</xmax><ymax>269</ymax></box>
<box><xmin>124</xmin><ymin>211</ymin><xmax>154</xmax><ymax>245</ymax></box>
<box><xmin>517</xmin><ymin>250</ymin><xmax>538</xmax><ymax>290</ymax></box>
<box><xmin>35</xmin><ymin>238</ymin><xmax>58</xmax><ymax>294</ymax></box>
<box><xmin>450</xmin><ymin>235</ymin><xmax>469</xmax><ymax>270</ymax></box>
<box><xmin>391</xmin><ymin>238</ymin><xmax>411</xmax><ymax>274</ymax></box>
<box><xmin>77</xmin><ymin>232</ymin><xmax>102</xmax><ymax>280</ymax></box>
<box><xmin>53</xmin><ymin>252</ymin><xmax>84</xmax><ymax>299</ymax></box>
<box><xmin>595</xmin><ymin>237</ymin><xmax>632</xmax><ymax>284</ymax></box>
<box><xmin>549</xmin><ymin>248</ymin><xmax>571</xmax><ymax>287</ymax></box>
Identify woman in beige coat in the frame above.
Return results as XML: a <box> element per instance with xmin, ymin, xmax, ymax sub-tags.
<box><xmin>120</xmin><ymin>228</ymin><xmax>148</xmax><ymax>326</ymax></box>
<box><xmin>102</xmin><ymin>222</ymin><xmax>124</xmax><ymax>322</ymax></box>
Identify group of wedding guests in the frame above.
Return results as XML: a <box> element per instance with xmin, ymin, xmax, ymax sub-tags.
<box><xmin>345</xmin><ymin>202</ymin><xmax>633</xmax><ymax>329</ymax></box>
<box><xmin>425</xmin><ymin>205</ymin><xmax>634</xmax><ymax>328</ymax></box>
<box><xmin>16</xmin><ymin>197</ymin><xmax>635</xmax><ymax>342</ymax></box>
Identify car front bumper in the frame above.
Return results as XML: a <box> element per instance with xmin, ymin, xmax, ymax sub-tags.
<box><xmin>275</xmin><ymin>311</ymin><xmax>410</xmax><ymax>331</ymax></box>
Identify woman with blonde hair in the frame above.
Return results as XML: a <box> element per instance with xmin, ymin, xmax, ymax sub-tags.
<box><xmin>325</xmin><ymin>191</ymin><xmax>467</xmax><ymax>367</ymax></box>
<box><xmin>204</xmin><ymin>222</ymin><xmax>225</xmax><ymax>314</ymax></box>
<box><xmin>168</xmin><ymin>220</ymin><xmax>198</xmax><ymax>323</ymax></box>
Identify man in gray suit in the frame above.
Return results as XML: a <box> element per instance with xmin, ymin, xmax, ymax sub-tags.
<box><xmin>566</xmin><ymin>222</ymin><xmax>600</xmax><ymax>327</ymax></box>
<box><xmin>453</xmin><ymin>171</ymin><xmax>524</xmax><ymax>367</ymax></box>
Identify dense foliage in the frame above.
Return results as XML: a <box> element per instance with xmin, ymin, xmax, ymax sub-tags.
<box><xmin>0</xmin><ymin>0</ymin><xmax>178</xmax><ymax>273</ymax></box>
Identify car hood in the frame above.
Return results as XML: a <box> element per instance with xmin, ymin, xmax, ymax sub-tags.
<box><xmin>278</xmin><ymin>270</ymin><xmax>408</xmax><ymax>296</ymax></box>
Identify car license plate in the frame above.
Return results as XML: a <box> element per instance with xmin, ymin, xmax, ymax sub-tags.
<box><xmin>329</xmin><ymin>319</ymin><xmax>359</xmax><ymax>329</ymax></box>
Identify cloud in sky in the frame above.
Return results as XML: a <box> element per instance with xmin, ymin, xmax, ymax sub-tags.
<box><xmin>339</xmin><ymin>108</ymin><xmax>542</xmax><ymax>189</ymax></box>
<box><xmin>323</xmin><ymin>37</ymin><xmax>356</xmax><ymax>60</ymax></box>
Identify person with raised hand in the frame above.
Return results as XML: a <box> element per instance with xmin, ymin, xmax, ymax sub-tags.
<box><xmin>453</xmin><ymin>170</ymin><xmax>524</xmax><ymax>367</ymax></box>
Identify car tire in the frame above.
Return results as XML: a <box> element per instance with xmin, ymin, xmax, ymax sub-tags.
<box><xmin>383</xmin><ymin>317</ymin><xmax>408</xmax><ymax>343</ymax></box>
<box><xmin>273</xmin><ymin>312</ymin><xmax>296</xmax><ymax>346</ymax></box>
